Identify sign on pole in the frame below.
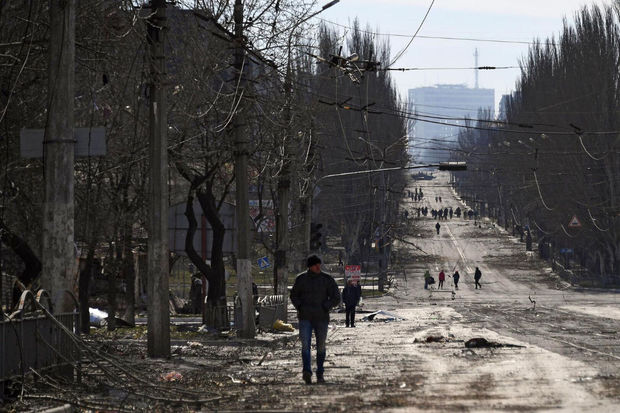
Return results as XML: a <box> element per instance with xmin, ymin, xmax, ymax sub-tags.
<box><xmin>344</xmin><ymin>265</ymin><xmax>361</xmax><ymax>284</ymax></box>
<box><xmin>20</xmin><ymin>127</ymin><xmax>106</xmax><ymax>158</ymax></box>
<box><xmin>568</xmin><ymin>215</ymin><xmax>582</xmax><ymax>228</ymax></box>
<box><xmin>257</xmin><ymin>256</ymin><xmax>270</xmax><ymax>270</ymax></box>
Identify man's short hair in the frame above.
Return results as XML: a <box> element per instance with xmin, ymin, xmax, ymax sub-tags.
<box><xmin>306</xmin><ymin>255</ymin><xmax>321</xmax><ymax>268</ymax></box>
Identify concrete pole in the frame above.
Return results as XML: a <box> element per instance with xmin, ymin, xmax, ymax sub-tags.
<box><xmin>273</xmin><ymin>52</ymin><xmax>295</xmax><ymax>310</ymax></box>
<box><xmin>146</xmin><ymin>0</ymin><xmax>170</xmax><ymax>358</ymax></box>
<box><xmin>41</xmin><ymin>0</ymin><xmax>75</xmax><ymax>314</ymax></box>
<box><xmin>233</xmin><ymin>0</ymin><xmax>255</xmax><ymax>338</ymax></box>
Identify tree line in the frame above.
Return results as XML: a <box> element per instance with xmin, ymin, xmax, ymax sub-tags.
<box><xmin>0</xmin><ymin>1</ymin><xmax>407</xmax><ymax>328</ymax></box>
<box><xmin>453</xmin><ymin>3</ymin><xmax>619</xmax><ymax>281</ymax></box>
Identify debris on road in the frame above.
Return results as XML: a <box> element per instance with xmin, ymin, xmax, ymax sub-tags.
<box><xmin>161</xmin><ymin>371</ymin><xmax>183</xmax><ymax>382</ymax></box>
<box><xmin>272</xmin><ymin>319</ymin><xmax>295</xmax><ymax>332</ymax></box>
<box><xmin>362</xmin><ymin>310</ymin><xmax>405</xmax><ymax>322</ymax></box>
<box><xmin>465</xmin><ymin>337</ymin><xmax>525</xmax><ymax>349</ymax></box>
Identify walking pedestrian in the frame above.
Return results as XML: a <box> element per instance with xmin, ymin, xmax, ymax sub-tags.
<box><xmin>474</xmin><ymin>267</ymin><xmax>482</xmax><ymax>289</ymax></box>
<box><xmin>435</xmin><ymin>222</ymin><xmax>441</xmax><ymax>235</ymax></box>
<box><xmin>342</xmin><ymin>279</ymin><xmax>361</xmax><ymax>327</ymax></box>
<box><xmin>290</xmin><ymin>255</ymin><xmax>340</xmax><ymax>384</ymax></box>
<box><xmin>438</xmin><ymin>270</ymin><xmax>445</xmax><ymax>289</ymax></box>
<box><xmin>424</xmin><ymin>269</ymin><xmax>432</xmax><ymax>289</ymax></box>
<box><xmin>452</xmin><ymin>270</ymin><xmax>460</xmax><ymax>289</ymax></box>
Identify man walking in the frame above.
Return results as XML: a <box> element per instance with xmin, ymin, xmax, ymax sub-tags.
<box><xmin>452</xmin><ymin>270</ymin><xmax>460</xmax><ymax>290</ymax></box>
<box><xmin>290</xmin><ymin>255</ymin><xmax>340</xmax><ymax>384</ymax></box>
<box><xmin>342</xmin><ymin>278</ymin><xmax>361</xmax><ymax>327</ymax></box>
<box><xmin>474</xmin><ymin>267</ymin><xmax>482</xmax><ymax>289</ymax></box>
<box><xmin>435</xmin><ymin>222</ymin><xmax>441</xmax><ymax>235</ymax></box>
<box><xmin>438</xmin><ymin>269</ymin><xmax>446</xmax><ymax>289</ymax></box>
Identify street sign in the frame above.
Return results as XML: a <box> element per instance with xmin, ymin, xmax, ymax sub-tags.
<box><xmin>20</xmin><ymin>127</ymin><xmax>106</xmax><ymax>158</ymax></box>
<box><xmin>568</xmin><ymin>215</ymin><xmax>582</xmax><ymax>228</ymax></box>
<box><xmin>560</xmin><ymin>248</ymin><xmax>574</xmax><ymax>254</ymax></box>
<box><xmin>344</xmin><ymin>265</ymin><xmax>361</xmax><ymax>283</ymax></box>
<box><xmin>257</xmin><ymin>256</ymin><xmax>270</xmax><ymax>269</ymax></box>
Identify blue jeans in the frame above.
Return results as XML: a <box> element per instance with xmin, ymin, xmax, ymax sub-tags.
<box><xmin>298</xmin><ymin>319</ymin><xmax>328</xmax><ymax>375</ymax></box>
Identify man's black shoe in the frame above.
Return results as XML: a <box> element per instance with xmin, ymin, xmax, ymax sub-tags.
<box><xmin>316</xmin><ymin>374</ymin><xmax>325</xmax><ymax>384</ymax></box>
<box><xmin>303</xmin><ymin>371</ymin><xmax>312</xmax><ymax>384</ymax></box>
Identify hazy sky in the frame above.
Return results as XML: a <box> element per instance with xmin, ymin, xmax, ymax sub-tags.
<box><xmin>318</xmin><ymin>0</ymin><xmax>614</xmax><ymax>107</ymax></box>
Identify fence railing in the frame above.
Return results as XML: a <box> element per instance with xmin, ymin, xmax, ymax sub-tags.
<box><xmin>1</xmin><ymin>289</ymin><xmax>79</xmax><ymax>395</ymax></box>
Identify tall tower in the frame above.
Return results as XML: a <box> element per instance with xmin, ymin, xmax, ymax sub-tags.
<box><xmin>474</xmin><ymin>48</ymin><xmax>479</xmax><ymax>89</ymax></box>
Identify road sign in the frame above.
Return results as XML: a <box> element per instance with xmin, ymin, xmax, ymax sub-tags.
<box><xmin>257</xmin><ymin>256</ymin><xmax>270</xmax><ymax>269</ymax></box>
<box><xmin>568</xmin><ymin>215</ymin><xmax>582</xmax><ymax>228</ymax></box>
<box><xmin>560</xmin><ymin>248</ymin><xmax>574</xmax><ymax>254</ymax></box>
<box><xmin>345</xmin><ymin>265</ymin><xmax>361</xmax><ymax>283</ymax></box>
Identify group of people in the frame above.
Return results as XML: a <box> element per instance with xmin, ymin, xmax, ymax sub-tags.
<box><xmin>408</xmin><ymin>188</ymin><xmax>424</xmax><ymax>201</ymax></box>
<box><xmin>423</xmin><ymin>267</ymin><xmax>482</xmax><ymax>290</ymax></box>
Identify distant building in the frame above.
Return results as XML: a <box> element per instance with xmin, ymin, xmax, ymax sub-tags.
<box><xmin>498</xmin><ymin>94</ymin><xmax>511</xmax><ymax>121</ymax></box>
<box><xmin>408</xmin><ymin>84</ymin><xmax>494</xmax><ymax>162</ymax></box>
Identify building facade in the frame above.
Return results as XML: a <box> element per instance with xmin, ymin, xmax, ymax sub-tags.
<box><xmin>408</xmin><ymin>84</ymin><xmax>494</xmax><ymax>162</ymax></box>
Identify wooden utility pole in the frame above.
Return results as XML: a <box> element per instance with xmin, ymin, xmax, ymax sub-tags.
<box><xmin>41</xmin><ymin>0</ymin><xmax>76</xmax><ymax>313</ymax></box>
<box><xmin>233</xmin><ymin>0</ymin><xmax>255</xmax><ymax>338</ymax></box>
<box><xmin>146</xmin><ymin>0</ymin><xmax>170</xmax><ymax>358</ymax></box>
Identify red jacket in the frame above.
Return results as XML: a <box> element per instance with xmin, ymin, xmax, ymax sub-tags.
<box><xmin>438</xmin><ymin>271</ymin><xmax>445</xmax><ymax>281</ymax></box>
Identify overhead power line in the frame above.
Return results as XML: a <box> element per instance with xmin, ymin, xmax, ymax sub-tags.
<box><xmin>318</xmin><ymin>18</ymin><xmax>544</xmax><ymax>45</ymax></box>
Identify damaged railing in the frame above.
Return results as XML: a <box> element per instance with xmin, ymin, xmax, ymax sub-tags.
<box><xmin>0</xmin><ymin>289</ymin><xmax>79</xmax><ymax>396</ymax></box>
<box><xmin>256</xmin><ymin>295</ymin><xmax>287</xmax><ymax>330</ymax></box>
<box><xmin>233</xmin><ymin>295</ymin><xmax>287</xmax><ymax>331</ymax></box>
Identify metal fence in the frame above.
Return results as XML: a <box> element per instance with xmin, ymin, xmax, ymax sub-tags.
<box><xmin>1</xmin><ymin>289</ymin><xmax>79</xmax><ymax>395</ymax></box>
<box><xmin>255</xmin><ymin>295</ymin><xmax>287</xmax><ymax>330</ymax></box>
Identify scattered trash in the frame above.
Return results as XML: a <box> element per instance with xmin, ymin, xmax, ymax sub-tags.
<box><xmin>425</xmin><ymin>335</ymin><xmax>446</xmax><ymax>343</ymax></box>
<box><xmin>89</xmin><ymin>308</ymin><xmax>108</xmax><ymax>327</ymax></box>
<box><xmin>465</xmin><ymin>337</ymin><xmax>524</xmax><ymax>349</ymax></box>
<box><xmin>197</xmin><ymin>324</ymin><xmax>219</xmax><ymax>334</ymax></box>
<box><xmin>161</xmin><ymin>371</ymin><xmax>183</xmax><ymax>382</ymax></box>
<box><xmin>228</xmin><ymin>375</ymin><xmax>243</xmax><ymax>384</ymax></box>
<box><xmin>362</xmin><ymin>310</ymin><xmax>404</xmax><ymax>322</ymax></box>
<box><xmin>257</xmin><ymin>351</ymin><xmax>272</xmax><ymax>366</ymax></box>
<box><xmin>273</xmin><ymin>319</ymin><xmax>295</xmax><ymax>332</ymax></box>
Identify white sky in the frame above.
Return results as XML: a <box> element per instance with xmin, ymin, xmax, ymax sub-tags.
<box><xmin>318</xmin><ymin>0</ymin><xmax>614</xmax><ymax>108</ymax></box>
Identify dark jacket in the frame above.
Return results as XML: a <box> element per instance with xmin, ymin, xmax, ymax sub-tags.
<box><xmin>290</xmin><ymin>270</ymin><xmax>340</xmax><ymax>322</ymax></box>
<box><xmin>342</xmin><ymin>284</ymin><xmax>361</xmax><ymax>307</ymax></box>
<box><xmin>474</xmin><ymin>268</ymin><xmax>482</xmax><ymax>280</ymax></box>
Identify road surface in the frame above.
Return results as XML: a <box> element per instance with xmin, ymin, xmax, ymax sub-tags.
<box><xmin>181</xmin><ymin>171</ymin><xmax>619</xmax><ymax>411</ymax></box>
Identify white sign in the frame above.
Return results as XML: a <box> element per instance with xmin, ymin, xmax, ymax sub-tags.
<box><xmin>345</xmin><ymin>265</ymin><xmax>361</xmax><ymax>283</ymax></box>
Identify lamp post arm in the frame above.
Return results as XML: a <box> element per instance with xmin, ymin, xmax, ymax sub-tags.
<box><xmin>317</xmin><ymin>162</ymin><xmax>466</xmax><ymax>182</ymax></box>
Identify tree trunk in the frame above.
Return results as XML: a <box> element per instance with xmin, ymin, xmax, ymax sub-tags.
<box><xmin>183</xmin><ymin>188</ymin><xmax>228</xmax><ymax>329</ymax></box>
<box><xmin>0</xmin><ymin>220</ymin><xmax>41</xmax><ymax>287</ymax></box>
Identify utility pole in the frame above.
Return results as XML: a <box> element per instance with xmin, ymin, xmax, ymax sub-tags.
<box><xmin>274</xmin><ymin>64</ymin><xmax>292</xmax><ymax>307</ymax></box>
<box><xmin>41</xmin><ymin>0</ymin><xmax>75</xmax><ymax>313</ymax></box>
<box><xmin>146</xmin><ymin>0</ymin><xmax>170</xmax><ymax>358</ymax></box>
<box><xmin>233</xmin><ymin>0</ymin><xmax>255</xmax><ymax>338</ymax></box>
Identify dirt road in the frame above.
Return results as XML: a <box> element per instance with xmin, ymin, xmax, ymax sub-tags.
<box><xmin>189</xmin><ymin>171</ymin><xmax>619</xmax><ymax>412</ymax></box>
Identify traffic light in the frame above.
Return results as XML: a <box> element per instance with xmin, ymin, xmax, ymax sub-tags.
<box><xmin>310</xmin><ymin>223</ymin><xmax>323</xmax><ymax>251</ymax></box>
